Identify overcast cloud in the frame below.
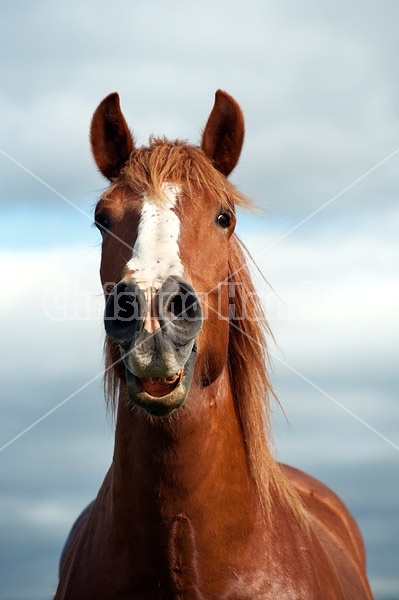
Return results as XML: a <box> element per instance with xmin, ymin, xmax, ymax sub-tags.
<box><xmin>0</xmin><ymin>2</ymin><xmax>398</xmax><ymax>599</ymax></box>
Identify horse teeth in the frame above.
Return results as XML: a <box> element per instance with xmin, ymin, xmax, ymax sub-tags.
<box><xmin>143</xmin><ymin>373</ymin><xmax>181</xmax><ymax>385</ymax></box>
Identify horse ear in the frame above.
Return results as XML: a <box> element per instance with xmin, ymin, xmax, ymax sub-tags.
<box><xmin>90</xmin><ymin>93</ymin><xmax>134</xmax><ymax>180</ymax></box>
<box><xmin>201</xmin><ymin>90</ymin><xmax>245</xmax><ymax>177</ymax></box>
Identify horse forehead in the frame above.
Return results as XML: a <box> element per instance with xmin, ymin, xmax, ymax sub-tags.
<box><xmin>125</xmin><ymin>183</ymin><xmax>185</xmax><ymax>283</ymax></box>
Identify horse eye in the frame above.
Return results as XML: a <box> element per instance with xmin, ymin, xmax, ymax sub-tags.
<box><xmin>216</xmin><ymin>212</ymin><xmax>231</xmax><ymax>229</ymax></box>
<box><xmin>95</xmin><ymin>215</ymin><xmax>110</xmax><ymax>236</ymax></box>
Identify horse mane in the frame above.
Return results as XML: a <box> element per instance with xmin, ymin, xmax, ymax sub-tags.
<box><xmin>227</xmin><ymin>236</ymin><xmax>307</xmax><ymax>526</ymax></box>
<box><xmin>102</xmin><ymin>138</ymin><xmax>308</xmax><ymax>528</ymax></box>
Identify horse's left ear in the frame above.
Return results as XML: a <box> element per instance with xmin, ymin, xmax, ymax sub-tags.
<box><xmin>201</xmin><ymin>90</ymin><xmax>245</xmax><ymax>177</ymax></box>
<box><xmin>90</xmin><ymin>92</ymin><xmax>134</xmax><ymax>180</ymax></box>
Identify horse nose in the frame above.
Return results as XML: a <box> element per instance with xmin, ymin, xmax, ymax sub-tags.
<box><xmin>158</xmin><ymin>277</ymin><xmax>202</xmax><ymax>343</ymax></box>
<box><xmin>104</xmin><ymin>277</ymin><xmax>202</xmax><ymax>346</ymax></box>
<box><xmin>104</xmin><ymin>281</ymin><xmax>145</xmax><ymax>344</ymax></box>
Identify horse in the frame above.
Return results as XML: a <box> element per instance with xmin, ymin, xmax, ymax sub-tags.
<box><xmin>54</xmin><ymin>90</ymin><xmax>373</xmax><ymax>599</ymax></box>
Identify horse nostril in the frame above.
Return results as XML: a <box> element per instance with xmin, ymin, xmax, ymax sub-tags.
<box><xmin>167</xmin><ymin>294</ymin><xmax>183</xmax><ymax>319</ymax></box>
<box><xmin>184</xmin><ymin>292</ymin><xmax>201</xmax><ymax>321</ymax></box>
<box><xmin>159</xmin><ymin>278</ymin><xmax>202</xmax><ymax>340</ymax></box>
<box><xmin>104</xmin><ymin>282</ymin><xmax>144</xmax><ymax>343</ymax></box>
<box><xmin>116</xmin><ymin>284</ymin><xmax>140</xmax><ymax>321</ymax></box>
<box><xmin>167</xmin><ymin>291</ymin><xmax>200</xmax><ymax>322</ymax></box>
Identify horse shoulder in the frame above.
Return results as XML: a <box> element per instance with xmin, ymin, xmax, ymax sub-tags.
<box><xmin>282</xmin><ymin>464</ymin><xmax>365</xmax><ymax>563</ymax></box>
<box><xmin>282</xmin><ymin>464</ymin><xmax>372</xmax><ymax>598</ymax></box>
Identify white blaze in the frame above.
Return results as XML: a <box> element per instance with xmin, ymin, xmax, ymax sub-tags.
<box><xmin>126</xmin><ymin>183</ymin><xmax>183</xmax><ymax>287</ymax></box>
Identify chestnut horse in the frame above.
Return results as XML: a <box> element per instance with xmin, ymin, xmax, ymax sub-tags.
<box><xmin>55</xmin><ymin>91</ymin><xmax>373</xmax><ymax>599</ymax></box>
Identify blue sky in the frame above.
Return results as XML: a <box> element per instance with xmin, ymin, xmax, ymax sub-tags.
<box><xmin>0</xmin><ymin>1</ymin><xmax>398</xmax><ymax>599</ymax></box>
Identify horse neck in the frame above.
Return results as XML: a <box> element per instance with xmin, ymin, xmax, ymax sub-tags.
<box><xmin>110</xmin><ymin>366</ymin><xmax>258</xmax><ymax>542</ymax></box>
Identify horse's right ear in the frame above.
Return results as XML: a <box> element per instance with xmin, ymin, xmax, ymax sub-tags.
<box><xmin>90</xmin><ymin>93</ymin><xmax>134</xmax><ymax>180</ymax></box>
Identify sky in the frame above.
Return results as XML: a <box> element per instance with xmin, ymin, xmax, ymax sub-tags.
<box><xmin>0</xmin><ymin>1</ymin><xmax>398</xmax><ymax>599</ymax></box>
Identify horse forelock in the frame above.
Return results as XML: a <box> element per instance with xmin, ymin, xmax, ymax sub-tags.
<box><xmin>104</xmin><ymin>137</ymin><xmax>252</xmax><ymax>211</ymax></box>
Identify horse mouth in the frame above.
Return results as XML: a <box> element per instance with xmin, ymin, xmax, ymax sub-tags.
<box><xmin>136</xmin><ymin>370</ymin><xmax>182</xmax><ymax>398</ymax></box>
<box><xmin>124</xmin><ymin>349</ymin><xmax>196</xmax><ymax>417</ymax></box>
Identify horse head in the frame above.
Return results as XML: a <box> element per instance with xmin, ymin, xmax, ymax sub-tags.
<box><xmin>91</xmin><ymin>90</ymin><xmax>245</xmax><ymax>417</ymax></box>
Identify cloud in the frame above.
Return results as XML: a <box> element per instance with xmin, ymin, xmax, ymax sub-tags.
<box><xmin>0</xmin><ymin>1</ymin><xmax>396</xmax><ymax>217</ymax></box>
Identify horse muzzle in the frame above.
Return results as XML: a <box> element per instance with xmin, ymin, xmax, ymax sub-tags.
<box><xmin>104</xmin><ymin>276</ymin><xmax>202</xmax><ymax>416</ymax></box>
